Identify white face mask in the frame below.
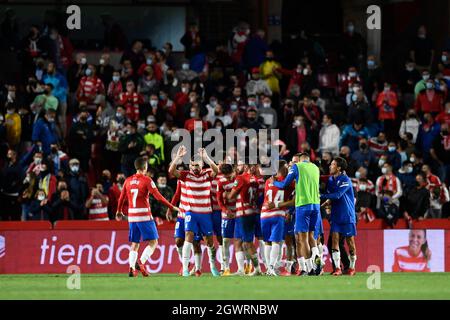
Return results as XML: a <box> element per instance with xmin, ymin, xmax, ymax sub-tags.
<box><xmin>80</xmin><ymin>57</ymin><xmax>87</xmax><ymax>65</ymax></box>
<box><xmin>294</xmin><ymin>119</ymin><xmax>302</xmax><ymax>127</ymax></box>
<box><xmin>381</xmin><ymin>167</ymin><xmax>388</xmax><ymax>175</ymax></box>
<box><xmin>355</xmin><ymin>171</ymin><xmax>361</xmax><ymax>179</ymax></box>
<box><xmin>410</xmin><ymin>157</ymin><xmax>416</xmax><ymax>163</ymax></box>
<box><xmin>181</xmin><ymin>87</ymin><xmax>188</xmax><ymax>94</ymax></box>
<box><xmin>422</xmin><ymin>74</ymin><xmax>430</xmax><ymax>81</ymax></box>
<box><xmin>303</xmin><ymin>69</ymin><xmax>309</xmax><ymax>76</ymax></box>
<box><xmin>158</xmin><ymin>184</ymin><xmax>166</xmax><ymax>188</ymax></box>
<box><xmin>99</xmin><ymin>59</ymin><xmax>105</xmax><ymax>65</ymax></box>
<box><xmin>263</xmin><ymin>102</ymin><xmax>271</xmax><ymax>108</ymax></box>
<box><xmin>190</xmin><ymin>111</ymin><xmax>196</xmax><ymax>118</ymax></box>
<box><xmin>37</xmin><ymin>195</ymin><xmax>45</xmax><ymax>201</ymax></box>
<box><xmin>112</xmin><ymin>75</ymin><xmax>120</xmax><ymax>83</ymax></box>
<box><xmin>349</xmin><ymin>72</ymin><xmax>357</xmax><ymax>78</ymax></box>
<box><xmin>359</xmin><ymin>184</ymin><xmax>367</xmax><ymax>192</ymax></box>
<box><xmin>406</xmin><ymin>166</ymin><xmax>413</xmax><ymax>174</ymax></box>
<box><xmin>378</xmin><ymin>159</ymin><xmax>385</xmax><ymax>167</ymax></box>
<box><xmin>150</xmin><ymin>100</ymin><xmax>158</xmax><ymax>107</ymax></box>
<box><xmin>34</xmin><ymin>158</ymin><xmax>42</xmax><ymax>165</ymax></box>
<box><xmin>182</xmin><ymin>63</ymin><xmax>189</xmax><ymax>70</ymax></box>
<box><xmin>71</xmin><ymin>165</ymin><xmax>79</xmax><ymax>173</ymax></box>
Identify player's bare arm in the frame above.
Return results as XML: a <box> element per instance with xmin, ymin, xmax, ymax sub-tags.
<box><xmin>168</xmin><ymin>145</ymin><xmax>187</xmax><ymax>178</ymax></box>
<box><xmin>198</xmin><ymin>148</ymin><xmax>219</xmax><ymax>176</ymax></box>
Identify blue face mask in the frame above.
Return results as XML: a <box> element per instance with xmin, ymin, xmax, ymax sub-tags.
<box><xmin>351</xmin><ymin>94</ymin><xmax>358</xmax><ymax>102</ymax></box>
<box><xmin>85</xmin><ymin>69</ymin><xmax>92</xmax><ymax>77</ymax></box>
<box><xmin>112</xmin><ymin>76</ymin><xmax>120</xmax><ymax>83</ymax></box>
<box><xmin>367</xmin><ymin>60</ymin><xmax>376</xmax><ymax>68</ymax></box>
<box><xmin>426</xmin><ymin>83</ymin><xmax>434</xmax><ymax>90</ymax></box>
<box><xmin>388</xmin><ymin>146</ymin><xmax>396</xmax><ymax>152</ymax></box>
<box><xmin>146</xmin><ymin>58</ymin><xmax>153</xmax><ymax>65</ymax></box>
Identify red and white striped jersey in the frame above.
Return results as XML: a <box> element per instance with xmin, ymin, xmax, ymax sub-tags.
<box><xmin>178</xmin><ymin>169</ymin><xmax>215</xmax><ymax>214</ymax></box>
<box><xmin>117</xmin><ymin>173</ymin><xmax>173</xmax><ymax>223</ymax></box>
<box><xmin>171</xmin><ymin>180</ymin><xmax>186</xmax><ymax>219</ymax></box>
<box><xmin>351</xmin><ymin>178</ymin><xmax>375</xmax><ymax>194</ymax></box>
<box><xmin>261</xmin><ymin>177</ymin><xmax>294</xmax><ymax>219</ymax></box>
<box><xmin>119</xmin><ymin>91</ymin><xmax>143</xmax><ymax>122</ymax></box>
<box><xmin>392</xmin><ymin>246</ymin><xmax>430</xmax><ymax>272</ymax></box>
<box><xmin>216</xmin><ymin>175</ymin><xmax>237</xmax><ymax>219</ymax></box>
<box><xmin>256</xmin><ymin>176</ymin><xmax>265</xmax><ymax>214</ymax></box>
<box><xmin>87</xmin><ymin>196</ymin><xmax>109</xmax><ymax>221</ymax></box>
<box><xmin>233</xmin><ymin>173</ymin><xmax>259</xmax><ymax>217</ymax></box>
<box><xmin>78</xmin><ymin>76</ymin><xmax>105</xmax><ymax>98</ymax></box>
<box><xmin>210</xmin><ymin>174</ymin><xmax>223</xmax><ymax>212</ymax></box>
<box><xmin>368</xmin><ymin>137</ymin><xmax>388</xmax><ymax>158</ymax></box>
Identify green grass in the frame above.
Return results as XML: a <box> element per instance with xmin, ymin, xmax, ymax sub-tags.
<box><xmin>1</xmin><ymin>273</ymin><xmax>449</xmax><ymax>300</ymax></box>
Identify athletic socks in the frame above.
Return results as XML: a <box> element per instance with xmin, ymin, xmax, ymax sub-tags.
<box><xmin>318</xmin><ymin>243</ymin><xmax>324</xmax><ymax>266</ymax></box>
<box><xmin>349</xmin><ymin>255</ymin><xmax>357</xmax><ymax>269</ymax></box>
<box><xmin>305</xmin><ymin>258</ymin><xmax>313</xmax><ymax>273</ymax></box>
<box><xmin>251</xmin><ymin>253</ymin><xmax>261</xmax><ymax>272</ymax></box>
<box><xmin>194</xmin><ymin>253</ymin><xmax>202</xmax><ymax>271</ymax></box>
<box><xmin>182</xmin><ymin>241</ymin><xmax>193</xmax><ymax>272</ymax></box>
<box><xmin>207</xmin><ymin>245</ymin><xmax>217</xmax><ymax>270</ymax></box>
<box><xmin>140</xmin><ymin>244</ymin><xmax>156</xmax><ymax>264</ymax></box>
<box><xmin>218</xmin><ymin>245</ymin><xmax>223</xmax><ymax>269</ymax></box>
<box><xmin>176</xmin><ymin>246</ymin><xmax>183</xmax><ymax>262</ymax></box>
<box><xmin>129</xmin><ymin>250</ymin><xmax>138</xmax><ymax>269</ymax></box>
<box><xmin>270</xmin><ymin>243</ymin><xmax>280</xmax><ymax>269</ymax></box>
<box><xmin>222</xmin><ymin>239</ymin><xmax>231</xmax><ymax>269</ymax></box>
<box><xmin>311</xmin><ymin>246</ymin><xmax>319</xmax><ymax>261</ymax></box>
<box><xmin>235</xmin><ymin>251</ymin><xmax>245</xmax><ymax>272</ymax></box>
<box><xmin>264</xmin><ymin>245</ymin><xmax>272</xmax><ymax>269</ymax></box>
<box><xmin>259</xmin><ymin>240</ymin><xmax>267</xmax><ymax>267</ymax></box>
<box><xmin>298</xmin><ymin>257</ymin><xmax>307</xmax><ymax>272</ymax></box>
<box><xmin>286</xmin><ymin>260</ymin><xmax>294</xmax><ymax>273</ymax></box>
<box><xmin>332</xmin><ymin>250</ymin><xmax>341</xmax><ymax>270</ymax></box>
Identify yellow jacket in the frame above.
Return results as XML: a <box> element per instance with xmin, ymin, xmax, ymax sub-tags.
<box><xmin>260</xmin><ymin>60</ymin><xmax>281</xmax><ymax>94</ymax></box>
<box><xmin>5</xmin><ymin>112</ymin><xmax>21</xmax><ymax>146</ymax></box>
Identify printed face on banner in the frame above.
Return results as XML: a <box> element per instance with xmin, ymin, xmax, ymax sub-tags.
<box><xmin>0</xmin><ymin>235</ymin><xmax>5</xmax><ymax>258</ymax></box>
<box><xmin>383</xmin><ymin>230</ymin><xmax>445</xmax><ymax>272</ymax></box>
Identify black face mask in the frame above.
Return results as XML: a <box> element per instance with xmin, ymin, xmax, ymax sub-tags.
<box><xmin>360</xmin><ymin>143</ymin><xmax>368</xmax><ymax>150</ymax></box>
<box><xmin>442</xmin><ymin>130</ymin><xmax>449</xmax><ymax>136</ymax></box>
<box><xmin>51</xmin><ymin>147</ymin><xmax>58</xmax><ymax>154</ymax></box>
<box><xmin>339</xmin><ymin>153</ymin><xmax>347</xmax><ymax>158</ymax></box>
<box><xmin>266</xmin><ymin>57</ymin><xmax>273</xmax><ymax>61</ymax></box>
<box><xmin>248</xmin><ymin>117</ymin><xmax>256</xmax><ymax>122</ymax></box>
<box><xmin>117</xmin><ymin>178</ymin><xmax>125</xmax><ymax>185</ymax></box>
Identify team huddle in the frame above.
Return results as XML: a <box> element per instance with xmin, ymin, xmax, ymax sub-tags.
<box><xmin>116</xmin><ymin>146</ymin><xmax>357</xmax><ymax>277</ymax></box>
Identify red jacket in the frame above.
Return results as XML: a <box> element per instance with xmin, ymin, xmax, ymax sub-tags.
<box><xmin>108</xmin><ymin>183</ymin><xmax>128</xmax><ymax>216</ymax></box>
<box><xmin>435</xmin><ymin>110</ymin><xmax>450</xmax><ymax>126</ymax></box>
<box><xmin>376</xmin><ymin>91</ymin><xmax>398</xmax><ymax>120</ymax></box>
<box><xmin>415</xmin><ymin>91</ymin><xmax>444</xmax><ymax>114</ymax></box>
<box><xmin>119</xmin><ymin>91</ymin><xmax>143</xmax><ymax>122</ymax></box>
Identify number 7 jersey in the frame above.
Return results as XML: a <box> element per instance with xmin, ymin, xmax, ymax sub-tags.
<box><xmin>117</xmin><ymin>173</ymin><xmax>174</xmax><ymax>222</ymax></box>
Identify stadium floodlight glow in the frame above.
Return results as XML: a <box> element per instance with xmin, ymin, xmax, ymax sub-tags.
<box><xmin>170</xmin><ymin>121</ymin><xmax>280</xmax><ymax>175</ymax></box>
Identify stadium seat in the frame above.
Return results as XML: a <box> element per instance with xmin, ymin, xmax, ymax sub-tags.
<box><xmin>0</xmin><ymin>221</ymin><xmax>52</xmax><ymax>230</ymax></box>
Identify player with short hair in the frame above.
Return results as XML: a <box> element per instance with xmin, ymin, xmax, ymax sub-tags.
<box><xmin>321</xmin><ymin>157</ymin><xmax>357</xmax><ymax>276</ymax></box>
<box><xmin>216</xmin><ymin>163</ymin><xmax>237</xmax><ymax>276</ymax></box>
<box><xmin>169</xmin><ymin>146</ymin><xmax>220</xmax><ymax>277</ymax></box>
<box><xmin>227</xmin><ymin>162</ymin><xmax>262</xmax><ymax>276</ymax></box>
<box><xmin>272</xmin><ymin>152</ymin><xmax>322</xmax><ymax>276</ymax></box>
<box><xmin>116</xmin><ymin>157</ymin><xmax>179</xmax><ymax>277</ymax></box>
<box><xmin>261</xmin><ymin>160</ymin><xmax>293</xmax><ymax>276</ymax></box>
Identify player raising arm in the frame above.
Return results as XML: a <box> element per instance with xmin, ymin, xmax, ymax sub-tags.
<box><xmin>116</xmin><ymin>157</ymin><xmax>179</xmax><ymax>277</ymax></box>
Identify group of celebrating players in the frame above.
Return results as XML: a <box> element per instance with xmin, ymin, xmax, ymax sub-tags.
<box><xmin>115</xmin><ymin>145</ymin><xmax>357</xmax><ymax>278</ymax></box>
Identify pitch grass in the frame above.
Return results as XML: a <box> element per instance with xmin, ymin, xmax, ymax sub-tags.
<box><xmin>0</xmin><ymin>273</ymin><xmax>449</xmax><ymax>300</ymax></box>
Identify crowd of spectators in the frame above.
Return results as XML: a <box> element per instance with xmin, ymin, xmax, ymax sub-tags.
<box><xmin>0</xmin><ymin>12</ymin><xmax>449</xmax><ymax>225</ymax></box>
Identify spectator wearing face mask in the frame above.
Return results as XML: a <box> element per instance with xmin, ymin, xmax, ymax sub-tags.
<box><xmin>108</xmin><ymin>173</ymin><xmax>127</xmax><ymax>219</ymax></box>
<box><xmin>118</xmin><ymin>122</ymin><xmax>145</xmax><ymax>177</ymax></box>
<box><xmin>414</xmin><ymin>79</ymin><xmax>444</xmax><ymax>115</ymax></box>
<box><xmin>375</xmin><ymin>163</ymin><xmax>402</xmax><ymax>209</ymax></box>
<box><xmin>4</xmin><ymin>103</ymin><xmax>21</xmax><ymax>148</ymax></box>
<box><xmin>341</xmin><ymin>66</ymin><xmax>362</xmax><ymax>97</ymax></box>
<box><xmin>352</xmin><ymin>166</ymin><xmax>375</xmax><ymax>193</ymax></box>
<box><xmin>410</xmin><ymin>25</ymin><xmax>434</xmax><ymax>73</ymax></box>
<box><xmin>318</xmin><ymin>114</ymin><xmax>340</xmax><ymax>156</ymax></box>
<box><xmin>339</xmin><ymin>120</ymin><xmax>370</xmax><ymax>153</ymax></box>
<box><xmin>144</xmin><ymin>120</ymin><xmax>165</xmax><ymax>162</ymax></box>
<box><xmin>86</xmin><ymin>184</ymin><xmax>109</xmax><ymax>221</ymax></box>
<box><xmin>399</xmin><ymin>60</ymin><xmax>421</xmax><ymax>108</ymax></box>
<box><xmin>66</xmin><ymin>159</ymin><xmax>89</xmax><ymax>219</ymax></box>
<box><xmin>176</xmin><ymin>60</ymin><xmax>198</xmax><ymax>82</ymax></box>
<box><xmin>43</xmin><ymin>61</ymin><xmax>68</xmax><ymax>128</ymax></box>
<box><xmin>138</xmin><ymin>67</ymin><xmax>159</xmax><ymax>105</ymax></box>
<box><xmin>96</xmin><ymin>53</ymin><xmax>114</xmax><ymax>87</ymax></box>
<box><xmin>398</xmin><ymin>161</ymin><xmax>416</xmax><ymax>194</ymax></box>
<box><xmin>119</xmin><ymin>81</ymin><xmax>143</xmax><ymax>122</ymax></box>
<box><xmin>430</xmin><ymin>124</ymin><xmax>450</xmax><ymax>184</ymax></box>
<box><xmin>149</xmin><ymin>174</ymin><xmax>174</xmax><ymax>220</ymax></box>
<box><xmin>205</xmin><ymin>100</ymin><xmax>232</xmax><ymax>128</ymax></box>
<box><xmin>417</xmin><ymin>113</ymin><xmax>441</xmax><ymax>160</ymax></box>
<box><xmin>31</xmin><ymin>109</ymin><xmax>58</xmax><ymax>156</ymax></box>
<box><xmin>76</xmin><ymin>64</ymin><xmax>106</xmax><ymax>107</ymax></box>
<box><xmin>67</xmin><ymin>53</ymin><xmax>88</xmax><ymax>93</ymax></box>
<box><xmin>384</xmin><ymin>142</ymin><xmax>402</xmax><ymax>172</ymax></box>
<box><xmin>347</xmin><ymin>89</ymin><xmax>373</xmax><ymax>127</ymax></box>
<box><xmin>28</xmin><ymin>189</ymin><xmax>51</xmax><ymax>221</ymax></box>
<box><xmin>257</xmin><ymin>96</ymin><xmax>278</xmax><ymax>129</ymax></box>
<box><xmin>285</xmin><ymin>115</ymin><xmax>309</xmax><ymax>154</ymax></box>
<box><xmin>376</xmin><ymin>82</ymin><xmax>398</xmax><ymax>136</ymax></box>
<box><xmin>361</xmin><ymin>55</ymin><xmax>384</xmax><ymax>101</ymax></box>
<box><xmin>351</xmin><ymin>138</ymin><xmax>376</xmax><ymax>170</ymax></box>
<box><xmin>260</xmin><ymin>50</ymin><xmax>282</xmax><ymax>95</ymax></box>
<box><xmin>399</xmin><ymin>110</ymin><xmax>421</xmax><ymax>143</ymax></box>
<box><xmin>245</xmin><ymin>67</ymin><xmax>272</xmax><ymax>97</ymax></box>
<box><xmin>403</xmin><ymin>173</ymin><xmax>430</xmax><ymax>223</ymax></box>
<box><xmin>49</xmin><ymin>180</ymin><xmax>78</xmax><ymax>222</ymax></box>
<box><xmin>30</xmin><ymin>82</ymin><xmax>58</xmax><ymax>113</ymax></box>
<box><xmin>36</xmin><ymin>160</ymin><xmax>57</xmax><ymax>202</ymax></box>
<box><xmin>68</xmin><ymin>109</ymin><xmax>93</xmax><ymax>173</ymax></box>
<box><xmin>355</xmin><ymin>178</ymin><xmax>376</xmax><ymax>223</ymax></box>
<box><xmin>106</xmin><ymin>71</ymin><xmax>123</xmax><ymax>107</ymax></box>
<box><xmin>414</xmin><ymin>70</ymin><xmax>431</xmax><ymax>98</ymax></box>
